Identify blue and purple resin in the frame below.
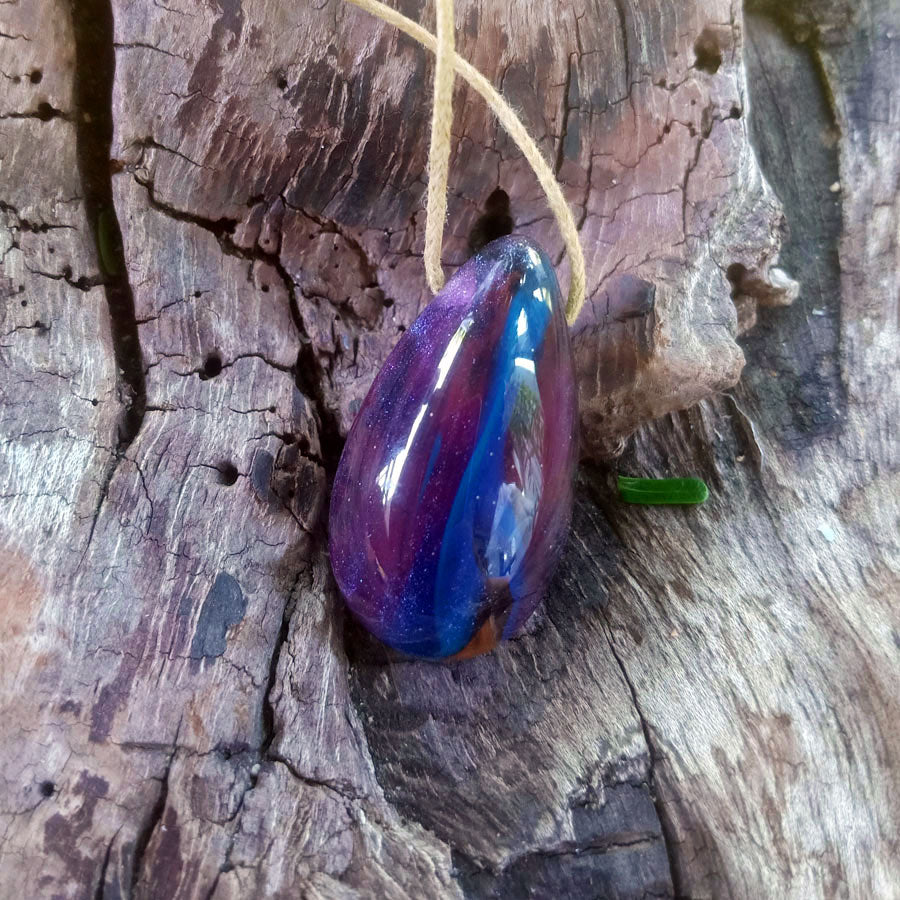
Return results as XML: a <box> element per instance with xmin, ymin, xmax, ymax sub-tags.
<box><xmin>329</xmin><ymin>236</ymin><xmax>578</xmax><ymax>659</ymax></box>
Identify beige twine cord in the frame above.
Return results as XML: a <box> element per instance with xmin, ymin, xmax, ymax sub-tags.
<box><xmin>423</xmin><ymin>0</ymin><xmax>455</xmax><ymax>294</ymax></box>
<box><xmin>343</xmin><ymin>0</ymin><xmax>588</xmax><ymax>324</ymax></box>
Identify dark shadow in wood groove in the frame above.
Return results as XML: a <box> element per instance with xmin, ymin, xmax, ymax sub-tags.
<box><xmin>70</xmin><ymin>0</ymin><xmax>146</xmax><ymax>447</ymax></box>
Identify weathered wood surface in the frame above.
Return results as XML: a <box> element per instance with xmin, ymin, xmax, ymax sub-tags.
<box><xmin>0</xmin><ymin>0</ymin><xmax>897</xmax><ymax>897</ymax></box>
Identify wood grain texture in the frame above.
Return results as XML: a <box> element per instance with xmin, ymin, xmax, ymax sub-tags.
<box><xmin>0</xmin><ymin>0</ymin><xmax>897</xmax><ymax>897</ymax></box>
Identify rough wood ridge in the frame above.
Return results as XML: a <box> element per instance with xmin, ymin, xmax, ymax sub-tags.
<box><xmin>0</xmin><ymin>0</ymin><xmax>897</xmax><ymax>897</ymax></box>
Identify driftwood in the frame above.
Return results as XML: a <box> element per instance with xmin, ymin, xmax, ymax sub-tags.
<box><xmin>1</xmin><ymin>0</ymin><xmax>898</xmax><ymax>897</ymax></box>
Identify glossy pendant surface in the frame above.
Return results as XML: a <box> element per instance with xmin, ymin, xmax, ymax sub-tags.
<box><xmin>329</xmin><ymin>236</ymin><xmax>578</xmax><ymax>659</ymax></box>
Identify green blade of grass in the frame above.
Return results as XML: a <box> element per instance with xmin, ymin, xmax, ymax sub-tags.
<box><xmin>617</xmin><ymin>475</ymin><xmax>709</xmax><ymax>505</ymax></box>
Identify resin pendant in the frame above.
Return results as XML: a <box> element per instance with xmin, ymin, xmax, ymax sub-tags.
<box><xmin>329</xmin><ymin>236</ymin><xmax>578</xmax><ymax>659</ymax></box>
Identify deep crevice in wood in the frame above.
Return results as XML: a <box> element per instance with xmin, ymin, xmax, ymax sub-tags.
<box><xmin>468</xmin><ymin>188</ymin><xmax>514</xmax><ymax>255</ymax></box>
<box><xmin>294</xmin><ymin>341</ymin><xmax>345</xmax><ymax>477</ymax></box>
<box><xmin>129</xmin><ymin>745</ymin><xmax>175</xmax><ymax>895</ymax></box>
<box><xmin>742</xmin><ymin>3</ymin><xmax>847</xmax><ymax>450</ymax></box>
<box><xmin>575</xmin><ymin>467</ymin><xmax>685</xmax><ymax>897</ymax></box>
<box><xmin>70</xmin><ymin>0</ymin><xmax>145</xmax><ymax>447</ymax></box>
<box><xmin>93</xmin><ymin>831</ymin><xmax>116</xmax><ymax>900</ymax></box>
<box><xmin>597</xmin><ymin>620</ymin><xmax>685</xmax><ymax>897</ymax></box>
<box><xmin>260</xmin><ymin>590</ymin><xmax>296</xmax><ymax>759</ymax></box>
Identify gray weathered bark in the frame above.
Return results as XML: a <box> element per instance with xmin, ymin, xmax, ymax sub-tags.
<box><xmin>0</xmin><ymin>0</ymin><xmax>897</xmax><ymax>897</ymax></box>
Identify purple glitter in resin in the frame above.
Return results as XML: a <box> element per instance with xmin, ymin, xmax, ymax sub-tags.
<box><xmin>329</xmin><ymin>235</ymin><xmax>578</xmax><ymax>659</ymax></box>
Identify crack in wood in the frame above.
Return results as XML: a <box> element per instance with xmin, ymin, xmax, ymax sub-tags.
<box><xmin>131</xmin><ymin>175</ymin><xmax>346</xmax><ymax>472</ymax></box>
<box><xmin>596</xmin><ymin>615</ymin><xmax>684</xmax><ymax>898</ymax></box>
<box><xmin>70</xmin><ymin>0</ymin><xmax>146</xmax><ymax>449</ymax></box>
<box><xmin>129</xmin><ymin>720</ymin><xmax>180</xmax><ymax>895</ymax></box>
<box><xmin>93</xmin><ymin>826</ymin><xmax>120</xmax><ymax>900</ymax></box>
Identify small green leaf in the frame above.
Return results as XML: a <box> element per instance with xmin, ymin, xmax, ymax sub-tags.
<box><xmin>617</xmin><ymin>475</ymin><xmax>709</xmax><ymax>505</ymax></box>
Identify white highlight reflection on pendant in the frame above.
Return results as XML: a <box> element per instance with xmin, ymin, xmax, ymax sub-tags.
<box><xmin>533</xmin><ymin>285</ymin><xmax>552</xmax><ymax>309</ymax></box>
<box><xmin>515</xmin><ymin>357</ymin><xmax>536</xmax><ymax>374</ymax></box>
<box><xmin>435</xmin><ymin>315</ymin><xmax>473</xmax><ymax>390</ymax></box>
<box><xmin>516</xmin><ymin>308</ymin><xmax>528</xmax><ymax>336</ymax></box>
<box><xmin>377</xmin><ymin>402</ymin><xmax>429</xmax><ymax>513</ymax></box>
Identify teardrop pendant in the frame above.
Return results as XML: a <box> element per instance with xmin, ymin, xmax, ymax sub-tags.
<box><xmin>329</xmin><ymin>236</ymin><xmax>578</xmax><ymax>659</ymax></box>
